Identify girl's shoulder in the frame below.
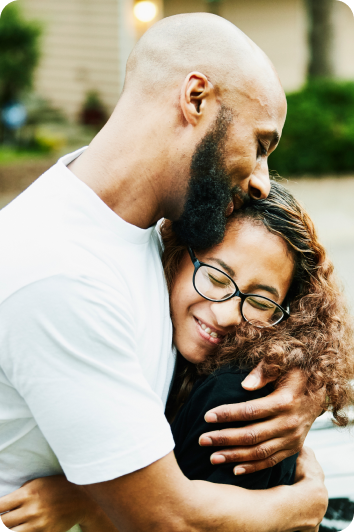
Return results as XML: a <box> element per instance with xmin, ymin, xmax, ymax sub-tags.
<box><xmin>185</xmin><ymin>364</ymin><xmax>273</xmax><ymax>415</ymax></box>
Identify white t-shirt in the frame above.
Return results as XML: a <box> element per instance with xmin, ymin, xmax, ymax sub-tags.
<box><xmin>0</xmin><ymin>148</ymin><xmax>175</xmax><ymax>495</ymax></box>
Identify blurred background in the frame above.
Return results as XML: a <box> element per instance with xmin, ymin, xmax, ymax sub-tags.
<box><xmin>0</xmin><ymin>0</ymin><xmax>353</xmax><ymax>530</ymax></box>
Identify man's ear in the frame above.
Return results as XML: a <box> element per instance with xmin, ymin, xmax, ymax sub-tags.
<box><xmin>180</xmin><ymin>72</ymin><xmax>215</xmax><ymax>126</ymax></box>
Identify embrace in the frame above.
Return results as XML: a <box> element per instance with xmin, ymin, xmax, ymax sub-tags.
<box><xmin>0</xmin><ymin>12</ymin><xmax>353</xmax><ymax>532</ymax></box>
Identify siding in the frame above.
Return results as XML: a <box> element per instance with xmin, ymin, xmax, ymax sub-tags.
<box><xmin>20</xmin><ymin>0</ymin><xmax>354</xmax><ymax>117</ymax></box>
<box><xmin>20</xmin><ymin>0</ymin><xmax>120</xmax><ymax>118</ymax></box>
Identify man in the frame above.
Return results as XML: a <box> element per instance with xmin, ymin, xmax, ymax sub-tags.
<box><xmin>0</xmin><ymin>13</ymin><xmax>326</xmax><ymax>531</ymax></box>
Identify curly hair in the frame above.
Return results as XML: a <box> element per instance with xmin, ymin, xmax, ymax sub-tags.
<box><xmin>161</xmin><ymin>181</ymin><xmax>354</xmax><ymax>426</ymax></box>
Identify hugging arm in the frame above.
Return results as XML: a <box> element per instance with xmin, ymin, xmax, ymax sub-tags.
<box><xmin>84</xmin><ymin>448</ymin><xmax>327</xmax><ymax>532</ymax></box>
<box><xmin>201</xmin><ymin>365</ymin><xmax>325</xmax><ymax>473</ymax></box>
<box><xmin>0</xmin><ymin>450</ymin><xmax>326</xmax><ymax>532</ymax></box>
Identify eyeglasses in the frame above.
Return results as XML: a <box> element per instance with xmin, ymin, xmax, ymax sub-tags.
<box><xmin>188</xmin><ymin>248</ymin><xmax>290</xmax><ymax>328</ymax></box>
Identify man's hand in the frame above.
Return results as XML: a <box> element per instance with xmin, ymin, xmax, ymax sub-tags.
<box><xmin>293</xmin><ymin>446</ymin><xmax>328</xmax><ymax>531</ymax></box>
<box><xmin>199</xmin><ymin>366</ymin><xmax>325</xmax><ymax>474</ymax></box>
<box><xmin>0</xmin><ymin>475</ymin><xmax>119</xmax><ymax>532</ymax></box>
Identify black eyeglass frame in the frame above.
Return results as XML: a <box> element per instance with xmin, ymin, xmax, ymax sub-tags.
<box><xmin>188</xmin><ymin>247</ymin><xmax>290</xmax><ymax>327</ymax></box>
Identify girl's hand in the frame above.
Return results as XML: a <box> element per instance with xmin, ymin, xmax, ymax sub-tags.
<box><xmin>0</xmin><ymin>475</ymin><xmax>113</xmax><ymax>532</ymax></box>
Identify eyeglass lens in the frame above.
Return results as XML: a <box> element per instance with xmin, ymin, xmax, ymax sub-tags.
<box><xmin>194</xmin><ymin>265</ymin><xmax>284</xmax><ymax>327</ymax></box>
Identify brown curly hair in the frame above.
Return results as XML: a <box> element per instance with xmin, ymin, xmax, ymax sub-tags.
<box><xmin>161</xmin><ymin>181</ymin><xmax>354</xmax><ymax>426</ymax></box>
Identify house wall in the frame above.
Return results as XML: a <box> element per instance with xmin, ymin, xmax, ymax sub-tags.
<box><xmin>21</xmin><ymin>0</ymin><xmax>354</xmax><ymax>118</ymax></box>
<box><xmin>20</xmin><ymin>0</ymin><xmax>122</xmax><ymax>118</ymax></box>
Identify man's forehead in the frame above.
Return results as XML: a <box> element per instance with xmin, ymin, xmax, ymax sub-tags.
<box><xmin>237</xmin><ymin>71</ymin><xmax>287</xmax><ymax>119</ymax></box>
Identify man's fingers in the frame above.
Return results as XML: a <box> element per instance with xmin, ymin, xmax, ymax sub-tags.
<box><xmin>199</xmin><ymin>424</ymin><xmax>281</xmax><ymax>448</ymax></box>
<box><xmin>201</xmin><ymin>411</ymin><xmax>301</xmax><ymax>449</ymax></box>
<box><xmin>231</xmin><ymin>449</ymin><xmax>298</xmax><ymax>476</ymax></box>
<box><xmin>204</xmin><ymin>392</ymin><xmax>294</xmax><ymax>424</ymax></box>
<box><xmin>295</xmin><ymin>447</ymin><xmax>325</xmax><ymax>485</ymax></box>
<box><xmin>0</xmin><ymin>491</ymin><xmax>23</xmax><ymax>514</ymax></box>
<box><xmin>209</xmin><ymin>437</ymin><xmax>292</xmax><ymax>465</ymax></box>
<box><xmin>1</xmin><ymin>508</ymin><xmax>26</xmax><ymax>529</ymax></box>
<box><xmin>241</xmin><ymin>361</ymin><xmax>277</xmax><ymax>391</ymax></box>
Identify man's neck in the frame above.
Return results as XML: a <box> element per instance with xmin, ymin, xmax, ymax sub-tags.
<box><xmin>68</xmin><ymin>116</ymin><xmax>169</xmax><ymax>229</ymax></box>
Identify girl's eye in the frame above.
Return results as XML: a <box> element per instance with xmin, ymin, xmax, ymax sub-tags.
<box><xmin>208</xmin><ymin>274</ymin><xmax>229</xmax><ymax>287</ymax></box>
<box><xmin>247</xmin><ymin>297</ymin><xmax>274</xmax><ymax>310</ymax></box>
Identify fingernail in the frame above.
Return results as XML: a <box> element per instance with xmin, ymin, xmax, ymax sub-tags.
<box><xmin>211</xmin><ymin>454</ymin><xmax>226</xmax><ymax>465</ymax></box>
<box><xmin>234</xmin><ymin>467</ymin><xmax>246</xmax><ymax>476</ymax></box>
<box><xmin>242</xmin><ymin>375</ymin><xmax>259</xmax><ymax>390</ymax></box>
<box><xmin>205</xmin><ymin>412</ymin><xmax>218</xmax><ymax>422</ymax></box>
<box><xmin>199</xmin><ymin>436</ymin><xmax>213</xmax><ymax>446</ymax></box>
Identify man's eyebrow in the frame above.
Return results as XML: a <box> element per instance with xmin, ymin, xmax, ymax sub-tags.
<box><xmin>206</xmin><ymin>257</ymin><xmax>235</xmax><ymax>277</ymax></box>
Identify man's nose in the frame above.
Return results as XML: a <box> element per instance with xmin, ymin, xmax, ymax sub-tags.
<box><xmin>248</xmin><ymin>158</ymin><xmax>271</xmax><ymax>200</ymax></box>
<box><xmin>210</xmin><ymin>298</ymin><xmax>243</xmax><ymax>329</ymax></box>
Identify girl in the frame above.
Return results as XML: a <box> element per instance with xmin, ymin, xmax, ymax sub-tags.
<box><xmin>1</xmin><ymin>182</ymin><xmax>353</xmax><ymax>531</ymax></box>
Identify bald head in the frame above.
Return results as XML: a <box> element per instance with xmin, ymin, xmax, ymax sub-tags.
<box><xmin>85</xmin><ymin>13</ymin><xmax>287</xmax><ymax>237</ymax></box>
<box><xmin>124</xmin><ymin>13</ymin><xmax>284</xmax><ymax>107</ymax></box>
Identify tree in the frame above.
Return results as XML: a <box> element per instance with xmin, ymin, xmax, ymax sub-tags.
<box><xmin>306</xmin><ymin>0</ymin><xmax>335</xmax><ymax>79</ymax></box>
<box><xmin>0</xmin><ymin>3</ymin><xmax>41</xmax><ymax>108</ymax></box>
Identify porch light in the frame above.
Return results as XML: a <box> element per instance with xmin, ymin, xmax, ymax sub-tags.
<box><xmin>133</xmin><ymin>1</ymin><xmax>157</xmax><ymax>22</ymax></box>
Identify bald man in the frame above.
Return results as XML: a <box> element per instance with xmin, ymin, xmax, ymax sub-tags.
<box><xmin>0</xmin><ymin>13</ymin><xmax>326</xmax><ymax>532</ymax></box>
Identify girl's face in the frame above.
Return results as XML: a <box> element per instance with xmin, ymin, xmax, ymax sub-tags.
<box><xmin>170</xmin><ymin>219</ymin><xmax>295</xmax><ymax>364</ymax></box>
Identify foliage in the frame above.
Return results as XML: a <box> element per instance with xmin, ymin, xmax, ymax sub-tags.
<box><xmin>80</xmin><ymin>90</ymin><xmax>107</xmax><ymax>129</ymax></box>
<box><xmin>270</xmin><ymin>81</ymin><xmax>354</xmax><ymax>175</ymax></box>
<box><xmin>0</xmin><ymin>3</ymin><xmax>41</xmax><ymax>108</ymax></box>
<box><xmin>82</xmin><ymin>90</ymin><xmax>105</xmax><ymax>110</ymax></box>
<box><xmin>33</xmin><ymin>125</ymin><xmax>67</xmax><ymax>153</ymax></box>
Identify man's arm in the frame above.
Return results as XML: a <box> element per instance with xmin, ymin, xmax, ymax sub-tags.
<box><xmin>200</xmin><ymin>367</ymin><xmax>324</xmax><ymax>474</ymax></box>
<box><xmin>84</xmin><ymin>447</ymin><xmax>327</xmax><ymax>532</ymax></box>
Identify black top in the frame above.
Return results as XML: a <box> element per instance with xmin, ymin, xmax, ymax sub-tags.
<box><xmin>171</xmin><ymin>364</ymin><xmax>297</xmax><ymax>489</ymax></box>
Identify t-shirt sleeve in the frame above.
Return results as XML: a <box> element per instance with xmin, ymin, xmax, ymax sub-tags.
<box><xmin>0</xmin><ymin>273</ymin><xmax>174</xmax><ymax>485</ymax></box>
<box><xmin>172</xmin><ymin>370</ymin><xmax>294</xmax><ymax>490</ymax></box>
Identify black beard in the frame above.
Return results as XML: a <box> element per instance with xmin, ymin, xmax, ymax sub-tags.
<box><xmin>172</xmin><ymin>108</ymin><xmax>237</xmax><ymax>250</ymax></box>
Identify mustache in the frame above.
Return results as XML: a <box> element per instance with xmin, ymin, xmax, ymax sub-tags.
<box><xmin>231</xmin><ymin>185</ymin><xmax>251</xmax><ymax>209</ymax></box>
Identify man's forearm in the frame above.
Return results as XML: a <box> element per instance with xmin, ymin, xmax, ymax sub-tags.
<box><xmin>186</xmin><ymin>479</ymin><xmax>325</xmax><ymax>532</ymax></box>
<box><xmin>86</xmin><ymin>451</ymin><xmax>326</xmax><ymax>532</ymax></box>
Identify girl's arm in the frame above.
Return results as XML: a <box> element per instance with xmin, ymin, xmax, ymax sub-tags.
<box><xmin>0</xmin><ymin>475</ymin><xmax>119</xmax><ymax>532</ymax></box>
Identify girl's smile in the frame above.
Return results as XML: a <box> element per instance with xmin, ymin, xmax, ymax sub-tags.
<box><xmin>170</xmin><ymin>218</ymin><xmax>295</xmax><ymax>364</ymax></box>
<box><xmin>194</xmin><ymin>317</ymin><xmax>225</xmax><ymax>345</ymax></box>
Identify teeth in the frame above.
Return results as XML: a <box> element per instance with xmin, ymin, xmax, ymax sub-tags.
<box><xmin>197</xmin><ymin>319</ymin><xmax>220</xmax><ymax>338</ymax></box>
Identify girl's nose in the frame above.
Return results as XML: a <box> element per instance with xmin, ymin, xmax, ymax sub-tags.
<box><xmin>210</xmin><ymin>297</ymin><xmax>243</xmax><ymax>329</ymax></box>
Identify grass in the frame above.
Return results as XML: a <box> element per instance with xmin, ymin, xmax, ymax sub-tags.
<box><xmin>0</xmin><ymin>146</ymin><xmax>52</xmax><ymax>164</ymax></box>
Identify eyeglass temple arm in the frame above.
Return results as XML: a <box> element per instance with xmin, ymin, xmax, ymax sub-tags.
<box><xmin>284</xmin><ymin>299</ymin><xmax>291</xmax><ymax>316</ymax></box>
<box><xmin>188</xmin><ymin>247</ymin><xmax>200</xmax><ymax>266</ymax></box>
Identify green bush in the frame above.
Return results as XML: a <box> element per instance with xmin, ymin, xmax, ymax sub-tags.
<box><xmin>0</xmin><ymin>3</ymin><xmax>41</xmax><ymax>108</ymax></box>
<box><xmin>269</xmin><ymin>81</ymin><xmax>354</xmax><ymax>175</ymax></box>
